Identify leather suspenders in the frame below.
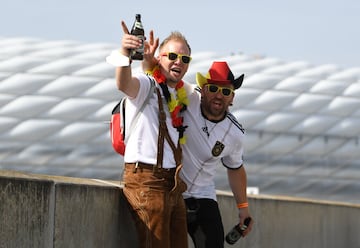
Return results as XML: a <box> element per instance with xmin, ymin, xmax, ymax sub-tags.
<box><xmin>155</xmin><ymin>87</ymin><xmax>182</xmax><ymax>171</ymax></box>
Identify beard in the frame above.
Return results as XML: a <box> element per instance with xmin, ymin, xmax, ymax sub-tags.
<box><xmin>201</xmin><ymin>97</ymin><xmax>227</xmax><ymax>120</ymax></box>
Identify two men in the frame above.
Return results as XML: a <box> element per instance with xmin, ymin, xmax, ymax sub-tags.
<box><xmin>108</xmin><ymin>21</ymin><xmax>253</xmax><ymax>247</ymax></box>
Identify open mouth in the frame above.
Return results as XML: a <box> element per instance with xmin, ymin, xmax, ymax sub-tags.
<box><xmin>170</xmin><ymin>68</ymin><xmax>181</xmax><ymax>75</ymax></box>
<box><xmin>212</xmin><ymin>101</ymin><xmax>223</xmax><ymax>109</ymax></box>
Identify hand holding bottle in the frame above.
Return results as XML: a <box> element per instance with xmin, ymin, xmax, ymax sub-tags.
<box><xmin>119</xmin><ymin>17</ymin><xmax>144</xmax><ymax>59</ymax></box>
<box><xmin>225</xmin><ymin>217</ymin><xmax>252</xmax><ymax>245</ymax></box>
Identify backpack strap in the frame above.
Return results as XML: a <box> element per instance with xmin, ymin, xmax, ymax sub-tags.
<box><xmin>124</xmin><ymin>77</ymin><xmax>155</xmax><ymax>143</ymax></box>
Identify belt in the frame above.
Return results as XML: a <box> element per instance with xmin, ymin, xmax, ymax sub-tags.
<box><xmin>125</xmin><ymin>162</ymin><xmax>176</xmax><ymax>173</ymax></box>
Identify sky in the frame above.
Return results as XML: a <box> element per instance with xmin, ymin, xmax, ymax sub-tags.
<box><xmin>1</xmin><ymin>0</ymin><xmax>359</xmax><ymax>68</ymax></box>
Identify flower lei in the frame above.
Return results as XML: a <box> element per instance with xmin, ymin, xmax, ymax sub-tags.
<box><xmin>147</xmin><ymin>65</ymin><xmax>189</xmax><ymax>144</ymax></box>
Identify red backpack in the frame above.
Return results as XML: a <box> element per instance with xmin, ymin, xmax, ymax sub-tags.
<box><xmin>110</xmin><ymin>98</ymin><xmax>126</xmax><ymax>155</ymax></box>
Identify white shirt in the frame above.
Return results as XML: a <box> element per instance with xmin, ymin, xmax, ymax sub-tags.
<box><xmin>123</xmin><ymin>73</ymin><xmax>180</xmax><ymax>169</ymax></box>
<box><xmin>181</xmin><ymin>86</ymin><xmax>245</xmax><ymax>201</ymax></box>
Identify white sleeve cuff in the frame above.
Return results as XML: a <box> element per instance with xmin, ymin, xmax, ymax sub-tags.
<box><xmin>106</xmin><ymin>50</ymin><xmax>131</xmax><ymax>67</ymax></box>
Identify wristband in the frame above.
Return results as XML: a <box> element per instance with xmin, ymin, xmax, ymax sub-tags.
<box><xmin>106</xmin><ymin>50</ymin><xmax>131</xmax><ymax>67</ymax></box>
<box><xmin>237</xmin><ymin>202</ymin><xmax>249</xmax><ymax>209</ymax></box>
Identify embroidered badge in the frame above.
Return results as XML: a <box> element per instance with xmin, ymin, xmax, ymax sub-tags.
<box><xmin>212</xmin><ymin>141</ymin><xmax>225</xmax><ymax>157</ymax></box>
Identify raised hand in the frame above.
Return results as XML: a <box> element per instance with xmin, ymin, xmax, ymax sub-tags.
<box><xmin>142</xmin><ymin>30</ymin><xmax>159</xmax><ymax>72</ymax></box>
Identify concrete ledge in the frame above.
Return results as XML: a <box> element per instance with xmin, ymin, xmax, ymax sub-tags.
<box><xmin>1</xmin><ymin>170</ymin><xmax>360</xmax><ymax>248</ymax></box>
<box><xmin>0</xmin><ymin>170</ymin><xmax>137</xmax><ymax>248</ymax></box>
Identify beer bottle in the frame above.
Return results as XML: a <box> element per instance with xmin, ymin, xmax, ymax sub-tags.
<box><xmin>225</xmin><ymin>217</ymin><xmax>252</xmax><ymax>245</ymax></box>
<box><xmin>130</xmin><ymin>14</ymin><xmax>145</xmax><ymax>60</ymax></box>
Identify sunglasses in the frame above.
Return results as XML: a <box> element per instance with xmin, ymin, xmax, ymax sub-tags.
<box><xmin>161</xmin><ymin>52</ymin><xmax>192</xmax><ymax>64</ymax></box>
<box><xmin>205</xmin><ymin>84</ymin><xmax>234</xmax><ymax>96</ymax></box>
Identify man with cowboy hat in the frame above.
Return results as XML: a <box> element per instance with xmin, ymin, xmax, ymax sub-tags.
<box><xmin>181</xmin><ymin>61</ymin><xmax>253</xmax><ymax>247</ymax></box>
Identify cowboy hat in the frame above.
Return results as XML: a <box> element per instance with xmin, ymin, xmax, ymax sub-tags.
<box><xmin>196</xmin><ymin>61</ymin><xmax>244</xmax><ymax>89</ymax></box>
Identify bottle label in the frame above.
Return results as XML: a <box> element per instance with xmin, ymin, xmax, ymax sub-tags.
<box><xmin>135</xmin><ymin>22</ymin><xmax>143</xmax><ymax>29</ymax></box>
<box><xmin>136</xmin><ymin>35</ymin><xmax>144</xmax><ymax>53</ymax></box>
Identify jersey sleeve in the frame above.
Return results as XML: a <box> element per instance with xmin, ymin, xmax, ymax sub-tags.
<box><xmin>222</xmin><ymin>127</ymin><xmax>245</xmax><ymax>169</ymax></box>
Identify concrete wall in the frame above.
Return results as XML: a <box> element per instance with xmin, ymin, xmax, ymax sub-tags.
<box><xmin>1</xmin><ymin>170</ymin><xmax>359</xmax><ymax>248</ymax></box>
<box><xmin>0</xmin><ymin>170</ymin><xmax>134</xmax><ymax>248</ymax></box>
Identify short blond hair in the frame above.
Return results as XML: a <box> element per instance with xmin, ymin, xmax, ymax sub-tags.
<box><xmin>159</xmin><ymin>31</ymin><xmax>191</xmax><ymax>54</ymax></box>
